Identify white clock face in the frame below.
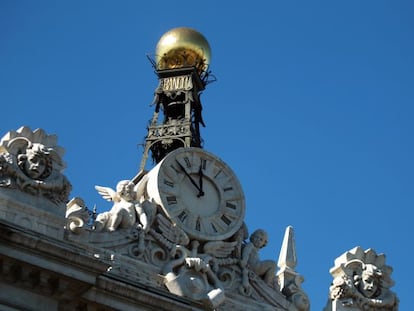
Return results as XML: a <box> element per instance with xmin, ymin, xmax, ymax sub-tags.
<box><xmin>147</xmin><ymin>147</ymin><xmax>245</xmax><ymax>241</ymax></box>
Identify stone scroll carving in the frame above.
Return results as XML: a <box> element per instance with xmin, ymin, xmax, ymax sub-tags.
<box><xmin>325</xmin><ymin>246</ymin><xmax>398</xmax><ymax>311</ymax></box>
<box><xmin>0</xmin><ymin>127</ymin><xmax>71</xmax><ymax>205</ymax></box>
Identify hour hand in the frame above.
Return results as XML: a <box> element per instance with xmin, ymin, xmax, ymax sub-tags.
<box><xmin>175</xmin><ymin>160</ymin><xmax>202</xmax><ymax>194</ymax></box>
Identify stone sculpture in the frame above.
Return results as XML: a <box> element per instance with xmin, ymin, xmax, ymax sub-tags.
<box><xmin>94</xmin><ymin>180</ymin><xmax>154</xmax><ymax>232</ymax></box>
<box><xmin>240</xmin><ymin>229</ymin><xmax>277</xmax><ymax>287</ymax></box>
<box><xmin>0</xmin><ymin>126</ymin><xmax>71</xmax><ymax>205</ymax></box>
<box><xmin>65</xmin><ymin>197</ymin><xmax>91</xmax><ymax>234</ymax></box>
<box><xmin>325</xmin><ymin>246</ymin><xmax>398</xmax><ymax>311</ymax></box>
<box><xmin>65</xmin><ymin>182</ymin><xmax>306</xmax><ymax>310</ymax></box>
<box><xmin>0</xmin><ymin>126</ymin><xmax>398</xmax><ymax>311</ymax></box>
<box><xmin>0</xmin><ymin>126</ymin><xmax>302</xmax><ymax>310</ymax></box>
<box><xmin>277</xmin><ymin>226</ymin><xmax>310</xmax><ymax>311</ymax></box>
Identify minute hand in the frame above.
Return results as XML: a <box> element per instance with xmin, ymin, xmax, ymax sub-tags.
<box><xmin>176</xmin><ymin>160</ymin><xmax>202</xmax><ymax>194</ymax></box>
<box><xmin>198</xmin><ymin>164</ymin><xmax>204</xmax><ymax>197</ymax></box>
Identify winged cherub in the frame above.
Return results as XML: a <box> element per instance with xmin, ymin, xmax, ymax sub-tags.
<box><xmin>241</xmin><ymin>229</ymin><xmax>276</xmax><ymax>286</ymax></box>
<box><xmin>94</xmin><ymin>180</ymin><xmax>150</xmax><ymax>232</ymax></box>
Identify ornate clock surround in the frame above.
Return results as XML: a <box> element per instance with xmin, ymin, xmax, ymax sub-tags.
<box><xmin>146</xmin><ymin>147</ymin><xmax>245</xmax><ymax>241</ymax></box>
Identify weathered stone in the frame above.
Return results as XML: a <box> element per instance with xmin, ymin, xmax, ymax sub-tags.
<box><xmin>277</xmin><ymin>226</ymin><xmax>310</xmax><ymax>311</ymax></box>
<box><xmin>0</xmin><ymin>125</ymin><xmax>311</xmax><ymax>310</ymax></box>
<box><xmin>324</xmin><ymin>247</ymin><xmax>399</xmax><ymax>311</ymax></box>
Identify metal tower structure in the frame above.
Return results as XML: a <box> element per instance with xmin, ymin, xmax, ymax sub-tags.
<box><xmin>138</xmin><ymin>27</ymin><xmax>214</xmax><ymax>174</ymax></box>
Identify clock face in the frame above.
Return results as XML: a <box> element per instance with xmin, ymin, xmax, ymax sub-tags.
<box><xmin>146</xmin><ymin>147</ymin><xmax>245</xmax><ymax>241</ymax></box>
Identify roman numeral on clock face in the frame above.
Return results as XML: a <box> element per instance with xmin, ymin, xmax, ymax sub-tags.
<box><xmin>163</xmin><ymin>179</ymin><xmax>174</xmax><ymax>187</ymax></box>
<box><xmin>214</xmin><ymin>169</ymin><xmax>222</xmax><ymax>179</ymax></box>
<box><xmin>169</xmin><ymin>164</ymin><xmax>180</xmax><ymax>174</ymax></box>
<box><xmin>166</xmin><ymin>195</ymin><xmax>177</xmax><ymax>205</ymax></box>
<box><xmin>200</xmin><ymin>158</ymin><xmax>207</xmax><ymax>170</ymax></box>
<box><xmin>226</xmin><ymin>201</ymin><xmax>236</xmax><ymax>209</ymax></box>
<box><xmin>195</xmin><ymin>217</ymin><xmax>201</xmax><ymax>231</ymax></box>
<box><xmin>178</xmin><ymin>210</ymin><xmax>188</xmax><ymax>222</ymax></box>
<box><xmin>221</xmin><ymin>214</ymin><xmax>232</xmax><ymax>225</ymax></box>
<box><xmin>184</xmin><ymin>156</ymin><xmax>191</xmax><ymax>168</ymax></box>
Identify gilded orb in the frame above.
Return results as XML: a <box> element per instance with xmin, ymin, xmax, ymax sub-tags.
<box><xmin>155</xmin><ymin>27</ymin><xmax>211</xmax><ymax>73</ymax></box>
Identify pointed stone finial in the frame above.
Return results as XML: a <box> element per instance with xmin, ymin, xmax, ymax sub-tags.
<box><xmin>277</xmin><ymin>226</ymin><xmax>309</xmax><ymax>311</ymax></box>
<box><xmin>278</xmin><ymin>225</ymin><xmax>297</xmax><ymax>270</ymax></box>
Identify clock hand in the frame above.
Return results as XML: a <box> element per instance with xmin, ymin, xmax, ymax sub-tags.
<box><xmin>175</xmin><ymin>160</ymin><xmax>202</xmax><ymax>194</ymax></box>
<box><xmin>198</xmin><ymin>164</ymin><xmax>204</xmax><ymax>197</ymax></box>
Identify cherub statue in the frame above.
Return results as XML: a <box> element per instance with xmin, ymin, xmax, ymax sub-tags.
<box><xmin>94</xmin><ymin>180</ymin><xmax>152</xmax><ymax>232</ymax></box>
<box><xmin>240</xmin><ymin>229</ymin><xmax>276</xmax><ymax>286</ymax></box>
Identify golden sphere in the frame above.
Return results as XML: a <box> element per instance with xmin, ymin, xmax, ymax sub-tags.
<box><xmin>155</xmin><ymin>27</ymin><xmax>211</xmax><ymax>73</ymax></box>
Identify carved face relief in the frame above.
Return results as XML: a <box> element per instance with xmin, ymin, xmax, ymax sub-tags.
<box><xmin>116</xmin><ymin>180</ymin><xmax>135</xmax><ymax>201</ymax></box>
<box><xmin>0</xmin><ymin>127</ymin><xmax>71</xmax><ymax>204</ymax></box>
<box><xmin>24</xmin><ymin>151</ymin><xmax>47</xmax><ymax>179</ymax></box>
<box><xmin>17</xmin><ymin>144</ymin><xmax>52</xmax><ymax>180</ymax></box>
<box><xmin>358</xmin><ymin>270</ymin><xmax>379</xmax><ymax>298</ymax></box>
<box><xmin>251</xmin><ymin>230</ymin><xmax>268</xmax><ymax>249</ymax></box>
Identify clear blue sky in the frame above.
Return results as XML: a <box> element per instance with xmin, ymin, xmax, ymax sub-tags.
<box><xmin>1</xmin><ymin>1</ymin><xmax>413</xmax><ymax>309</ymax></box>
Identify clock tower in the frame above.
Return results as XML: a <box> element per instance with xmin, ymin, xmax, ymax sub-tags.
<box><xmin>138</xmin><ymin>27</ymin><xmax>215</xmax><ymax>173</ymax></box>
<box><xmin>122</xmin><ymin>27</ymin><xmax>309</xmax><ymax>310</ymax></box>
<box><xmin>0</xmin><ymin>26</ymin><xmax>399</xmax><ymax>311</ymax></box>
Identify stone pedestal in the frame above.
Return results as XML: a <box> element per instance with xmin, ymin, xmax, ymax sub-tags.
<box><xmin>0</xmin><ymin>188</ymin><xmax>66</xmax><ymax>239</ymax></box>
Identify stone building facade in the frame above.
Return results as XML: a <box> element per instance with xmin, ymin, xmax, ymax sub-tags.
<box><xmin>0</xmin><ymin>27</ymin><xmax>398</xmax><ymax>311</ymax></box>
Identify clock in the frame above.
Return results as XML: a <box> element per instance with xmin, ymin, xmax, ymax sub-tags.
<box><xmin>146</xmin><ymin>147</ymin><xmax>245</xmax><ymax>241</ymax></box>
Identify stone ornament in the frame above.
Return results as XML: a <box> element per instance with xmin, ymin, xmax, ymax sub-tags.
<box><xmin>0</xmin><ymin>92</ymin><xmax>306</xmax><ymax>310</ymax></box>
<box><xmin>0</xmin><ymin>25</ymin><xmax>401</xmax><ymax>310</ymax></box>
<box><xmin>65</xmin><ymin>197</ymin><xmax>91</xmax><ymax>234</ymax></box>
<box><xmin>277</xmin><ymin>226</ymin><xmax>310</xmax><ymax>311</ymax></box>
<box><xmin>325</xmin><ymin>246</ymin><xmax>398</xmax><ymax>311</ymax></box>
<box><xmin>94</xmin><ymin>179</ymin><xmax>156</xmax><ymax>232</ymax></box>
<box><xmin>240</xmin><ymin>229</ymin><xmax>276</xmax><ymax>290</ymax></box>
<box><xmin>64</xmin><ymin>147</ymin><xmax>308</xmax><ymax>310</ymax></box>
<box><xmin>162</xmin><ymin>237</ymin><xmax>232</xmax><ymax>310</ymax></box>
<box><xmin>0</xmin><ymin>126</ymin><xmax>71</xmax><ymax>205</ymax></box>
<box><xmin>66</xmin><ymin>181</ymin><xmax>304</xmax><ymax>309</ymax></box>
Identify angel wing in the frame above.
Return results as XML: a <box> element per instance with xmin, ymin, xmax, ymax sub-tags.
<box><xmin>156</xmin><ymin>213</ymin><xmax>190</xmax><ymax>246</ymax></box>
<box><xmin>95</xmin><ymin>185</ymin><xmax>118</xmax><ymax>202</ymax></box>
<box><xmin>203</xmin><ymin>240</ymin><xmax>238</xmax><ymax>258</ymax></box>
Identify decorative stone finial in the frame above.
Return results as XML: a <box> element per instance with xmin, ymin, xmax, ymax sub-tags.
<box><xmin>277</xmin><ymin>226</ymin><xmax>310</xmax><ymax>311</ymax></box>
<box><xmin>278</xmin><ymin>225</ymin><xmax>297</xmax><ymax>270</ymax></box>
